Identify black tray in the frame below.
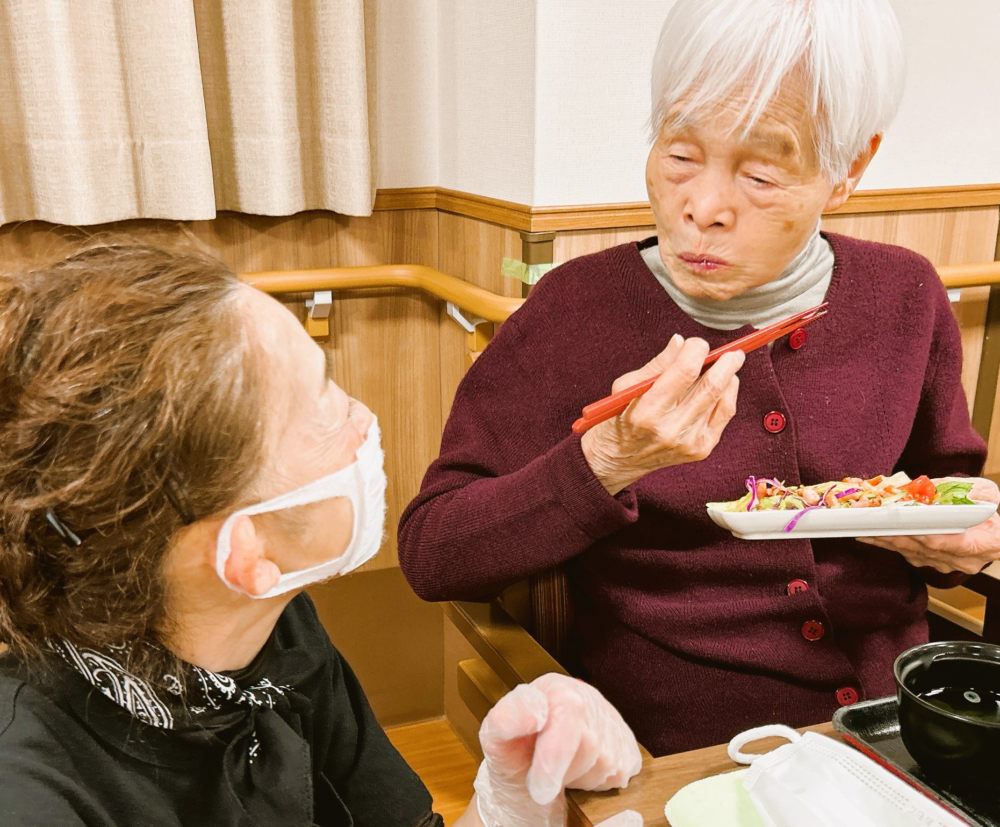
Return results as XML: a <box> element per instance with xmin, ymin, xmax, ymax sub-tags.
<box><xmin>833</xmin><ymin>696</ymin><xmax>1000</xmax><ymax>827</ymax></box>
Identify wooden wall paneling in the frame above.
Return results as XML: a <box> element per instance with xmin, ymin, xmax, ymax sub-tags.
<box><xmin>552</xmin><ymin>225</ymin><xmax>655</xmax><ymax>265</ymax></box>
<box><xmin>0</xmin><ymin>218</ymin><xmax>206</xmax><ymax>269</ymax></box>
<box><xmin>955</xmin><ymin>285</ymin><xmax>992</xmax><ymax>419</ymax></box>
<box><xmin>437</xmin><ymin>212</ymin><xmax>523</xmax><ymax>297</ymax></box>
<box><xmin>820</xmin><ymin>208</ymin><xmax>1000</xmax><ymax>267</ymax></box>
<box><xmin>985</xmin><ymin>377</ymin><xmax>1000</xmax><ymax>476</ymax></box>
<box><xmin>436</xmin><ymin>213</ymin><xmax>522</xmax><ymax>419</ymax></box>
<box><xmin>0</xmin><ymin>220</ymin><xmax>80</xmax><ymax>268</ymax></box>
<box><xmin>186</xmin><ymin>213</ymin><xmax>318</xmax><ymax>273</ymax></box>
<box><xmin>309</xmin><ymin>567</ymin><xmax>445</xmax><ymax>727</ymax></box>
<box><xmin>437</xmin><ymin>307</ymin><xmax>473</xmax><ymax>433</ymax></box>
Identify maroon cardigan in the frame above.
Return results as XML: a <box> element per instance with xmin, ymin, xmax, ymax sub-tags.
<box><xmin>398</xmin><ymin>234</ymin><xmax>987</xmax><ymax>756</ymax></box>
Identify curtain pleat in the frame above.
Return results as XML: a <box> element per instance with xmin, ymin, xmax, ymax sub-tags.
<box><xmin>0</xmin><ymin>0</ymin><xmax>374</xmax><ymax>226</ymax></box>
<box><xmin>195</xmin><ymin>0</ymin><xmax>374</xmax><ymax>217</ymax></box>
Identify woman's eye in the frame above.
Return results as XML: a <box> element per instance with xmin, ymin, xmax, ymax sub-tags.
<box><xmin>670</xmin><ymin>155</ymin><xmax>692</xmax><ymax>163</ymax></box>
<box><xmin>747</xmin><ymin>175</ymin><xmax>773</xmax><ymax>187</ymax></box>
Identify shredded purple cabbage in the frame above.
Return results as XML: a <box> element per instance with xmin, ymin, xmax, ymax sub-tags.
<box><xmin>836</xmin><ymin>487</ymin><xmax>861</xmax><ymax>499</ymax></box>
<box><xmin>783</xmin><ymin>504</ymin><xmax>823</xmax><ymax>532</ymax></box>
<box><xmin>760</xmin><ymin>477</ymin><xmax>796</xmax><ymax>496</ymax></box>
<box><xmin>745</xmin><ymin>477</ymin><xmax>758</xmax><ymax>512</ymax></box>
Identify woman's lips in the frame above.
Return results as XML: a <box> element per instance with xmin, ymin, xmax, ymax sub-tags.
<box><xmin>677</xmin><ymin>253</ymin><xmax>731</xmax><ymax>274</ymax></box>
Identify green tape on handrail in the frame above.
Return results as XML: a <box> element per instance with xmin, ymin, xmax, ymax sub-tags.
<box><xmin>501</xmin><ymin>258</ymin><xmax>555</xmax><ymax>286</ymax></box>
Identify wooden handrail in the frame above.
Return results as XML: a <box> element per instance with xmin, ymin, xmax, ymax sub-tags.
<box><xmin>244</xmin><ymin>264</ymin><xmax>524</xmax><ymax>324</ymax></box>
<box><xmin>244</xmin><ymin>261</ymin><xmax>1000</xmax><ymax>325</ymax></box>
<box><xmin>939</xmin><ymin>261</ymin><xmax>1000</xmax><ymax>289</ymax></box>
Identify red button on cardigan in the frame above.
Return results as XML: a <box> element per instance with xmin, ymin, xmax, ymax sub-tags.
<box><xmin>789</xmin><ymin>328</ymin><xmax>808</xmax><ymax>349</ymax></box>
<box><xmin>787</xmin><ymin>579</ymin><xmax>810</xmax><ymax>595</ymax></box>
<box><xmin>801</xmin><ymin>620</ymin><xmax>825</xmax><ymax>641</ymax></box>
<box><xmin>764</xmin><ymin>411</ymin><xmax>787</xmax><ymax>433</ymax></box>
<box><xmin>836</xmin><ymin>687</ymin><xmax>860</xmax><ymax>706</ymax></box>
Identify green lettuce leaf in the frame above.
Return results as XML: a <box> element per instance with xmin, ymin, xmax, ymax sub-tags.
<box><xmin>934</xmin><ymin>480</ymin><xmax>975</xmax><ymax>505</ymax></box>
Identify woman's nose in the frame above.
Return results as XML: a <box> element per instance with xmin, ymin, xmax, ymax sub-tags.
<box><xmin>684</xmin><ymin>173</ymin><xmax>736</xmax><ymax>232</ymax></box>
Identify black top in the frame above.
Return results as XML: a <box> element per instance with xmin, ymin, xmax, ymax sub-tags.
<box><xmin>0</xmin><ymin>594</ymin><xmax>443</xmax><ymax>827</ymax></box>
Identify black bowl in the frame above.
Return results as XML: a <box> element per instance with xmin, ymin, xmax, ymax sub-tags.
<box><xmin>894</xmin><ymin>641</ymin><xmax>1000</xmax><ymax>788</ymax></box>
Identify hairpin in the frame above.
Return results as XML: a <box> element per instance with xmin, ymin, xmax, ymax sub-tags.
<box><xmin>152</xmin><ymin>450</ymin><xmax>197</xmax><ymax>526</ymax></box>
<box><xmin>45</xmin><ymin>508</ymin><xmax>82</xmax><ymax>547</ymax></box>
<box><xmin>162</xmin><ymin>469</ymin><xmax>196</xmax><ymax>526</ymax></box>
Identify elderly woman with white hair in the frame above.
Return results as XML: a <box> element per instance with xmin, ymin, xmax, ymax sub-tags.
<box><xmin>399</xmin><ymin>0</ymin><xmax>1000</xmax><ymax>756</ymax></box>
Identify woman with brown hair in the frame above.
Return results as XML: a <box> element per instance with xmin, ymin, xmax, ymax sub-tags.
<box><xmin>0</xmin><ymin>243</ymin><xmax>642</xmax><ymax>827</ymax></box>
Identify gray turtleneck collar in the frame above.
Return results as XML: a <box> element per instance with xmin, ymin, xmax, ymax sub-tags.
<box><xmin>640</xmin><ymin>227</ymin><xmax>834</xmax><ymax>330</ymax></box>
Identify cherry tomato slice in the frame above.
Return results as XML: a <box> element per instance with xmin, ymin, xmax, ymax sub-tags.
<box><xmin>901</xmin><ymin>475</ymin><xmax>936</xmax><ymax>504</ymax></box>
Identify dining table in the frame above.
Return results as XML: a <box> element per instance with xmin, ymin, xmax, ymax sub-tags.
<box><xmin>567</xmin><ymin>721</ymin><xmax>838</xmax><ymax>827</ymax></box>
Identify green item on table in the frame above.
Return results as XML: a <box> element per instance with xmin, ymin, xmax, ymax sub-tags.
<box><xmin>663</xmin><ymin>769</ymin><xmax>765</xmax><ymax>827</ymax></box>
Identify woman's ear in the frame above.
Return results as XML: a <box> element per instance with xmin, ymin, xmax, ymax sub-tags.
<box><xmin>223</xmin><ymin>514</ymin><xmax>281</xmax><ymax>596</ymax></box>
<box><xmin>824</xmin><ymin>133</ymin><xmax>883</xmax><ymax>213</ymax></box>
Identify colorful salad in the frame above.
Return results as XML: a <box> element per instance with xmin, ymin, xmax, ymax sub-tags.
<box><xmin>708</xmin><ymin>473</ymin><xmax>977</xmax><ymax>533</ymax></box>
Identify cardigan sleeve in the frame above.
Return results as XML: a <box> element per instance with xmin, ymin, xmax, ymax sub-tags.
<box><xmin>398</xmin><ymin>269</ymin><xmax>640</xmax><ymax>603</ymax></box>
<box><xmin>895</xmin><ymin>260</ymin><xmax>988</xmax><ymax>588</ymax></box>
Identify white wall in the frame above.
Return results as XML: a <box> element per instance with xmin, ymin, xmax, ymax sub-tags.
<box><xmin>532</xmin><ymin>1</ymin><xmax>665</xmax><ymax>206</ymax></box>
<box><xmin>437</xmin><ymin>0</ymin><xmax>536</xmax><ymax>203</ymax></box>
<box><xmin>868</xmin><ymin>0</ymin><xmax>1000</xmax><ymax>190</ymax></box>
<box><xmin>375</xmin><ymin>1</ymin><xmax>1000</xmax><ymax>205</ymax></box>
<box><xmin>374</xmin><ymin>0</ymin><xmax>439</xmax><ymax>189</ymax></box>
<box><xmin>375</xmin><ymin>0</ymin><xmax>535</xmax><ymax>204</ymax></box>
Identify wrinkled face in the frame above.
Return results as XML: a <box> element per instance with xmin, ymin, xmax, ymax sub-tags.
<box><xmin>242</xmin><ymin>286</ymin><xmax>375</xmax><ymax>574</ymax></box>
<box><xmin>646</xmin><ymin>75</ymin><xmax>838</xmax><ymax>301</ymax></box>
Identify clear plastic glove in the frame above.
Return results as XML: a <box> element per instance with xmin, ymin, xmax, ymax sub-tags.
<box><xmin>474</xmin><ymin>673</ymin><xmax>643</xmax><ymax>827</ymax></box>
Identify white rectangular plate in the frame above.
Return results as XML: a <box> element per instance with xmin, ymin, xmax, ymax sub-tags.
<box><xmin>707</xmin><ymin>501</ymin><xmax>998</xmax><ymax>540</ymax></box>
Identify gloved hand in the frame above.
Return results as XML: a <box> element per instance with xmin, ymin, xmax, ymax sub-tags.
<box><xmin>474</xmin><ymin>673</ymin><xmax>643</xmax><ymax>827</ymax></box>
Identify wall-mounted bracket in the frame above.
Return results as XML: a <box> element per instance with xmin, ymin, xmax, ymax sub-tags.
<box><xmin>306</xmin><ymin>290</ymin><xmax>333</xmax><ymax>319</ymax></box>
<box><xmin>305</xmin><ymin>290</ymin><xmax>333</xmax><ymax>339</ymax></box>
<box><xmin>446</xmin><ymin>301</ymin><xmax>486</xmax><ymax>334</ymax></box>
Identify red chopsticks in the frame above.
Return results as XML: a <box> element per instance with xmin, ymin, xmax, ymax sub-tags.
<box><xmin>571</xmin><ymin>302</ymin><xmax>828</xmax><ymax>435</ymax></box>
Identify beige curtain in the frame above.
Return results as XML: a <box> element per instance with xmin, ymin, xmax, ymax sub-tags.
<box><xmin>0</xmin><ymin>0</ymin><xmax>374</xmax><ymax>226</ymax></box>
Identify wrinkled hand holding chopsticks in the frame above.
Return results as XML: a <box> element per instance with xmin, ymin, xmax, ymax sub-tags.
<box><xmin>571</xmin><ymin>302</ymin><xmax>828</xmax><ymax>435</ymax></box>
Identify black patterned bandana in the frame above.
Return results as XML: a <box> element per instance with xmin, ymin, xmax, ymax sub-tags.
<box><xmin>49</xmin><ymin>639</ymin><xmax>293</xmax><ymax>761</ymax></box>
<box><xmin>34</xmin><ymin>599</ymin><xmax>348</xmax><ymax>827</ymax></box>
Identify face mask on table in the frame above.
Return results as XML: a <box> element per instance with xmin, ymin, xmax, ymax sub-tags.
<box><xmin>214</xmin><ymin>419</ymin><xmax>388</xmax><ymax>598</ymax></box>
<box><xmin>728</xmin><ymin>724</ymin><xmax>969</xmax><ymax>827</ymax></box>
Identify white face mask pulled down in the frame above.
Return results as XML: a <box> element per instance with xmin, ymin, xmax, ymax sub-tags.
<box><xmin>215</xmin><ymin>419</ymin><xmax>388</xmax><ymax>599</ymax></box>
<box><xmin>728</xmin><ymin>725</ymin><xmax>970</xmax><ymax>827</ymax></box>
